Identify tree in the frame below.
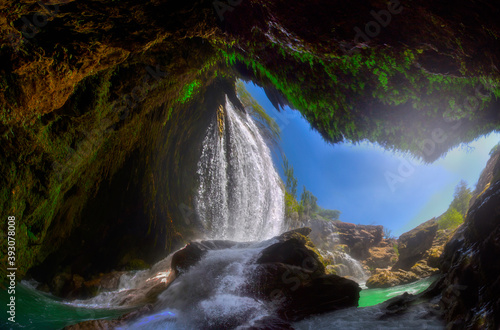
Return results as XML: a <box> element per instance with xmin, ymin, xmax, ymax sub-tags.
<box><xmin>383</xmin><ymin>227</ymin><xmax>393</xmax><ymax>239</ymax></box>
<box><xmin>438</xmin><ymin>207</ymin><xmax>463</xmax><ymax>230</ymax></box>
<box><xmin>317</xmin><ymin>208</ymin><xmax>341</xmax><ymax>221</ymax></box>
<box><xmin>300</xmin><ymin>186</ymin><xmax>318</xmax><ymax>216</ymax></box>
<box><xmin>449</xmin><ymin>180</ymin><xmax>472</xmax><ymax>216</ymax></box>
<box><xmin>282</xmin><ymin>156</ymin><xmax>298</xmax><ymax>198</ymax></box>
<box><xmin>436</xmin><ymin>180</ymin><xmax>471</xmax><ymax>230</ymax></box>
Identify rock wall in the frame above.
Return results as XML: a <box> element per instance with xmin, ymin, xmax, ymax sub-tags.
<box><xmin>366</xmin><ymin>218</ymin><xmax>449</xmax><ymax>288</ymax></box>
<box><xmin>392</xmin><ymin>218</ymin><xmax>439</xmax><ymax>271</ymax></box>
<box><xmin>439</xmin><ymin>149</ymin><xmax>500</xmax><ymax>329</ymax></box>
<box><xmin>334</xmin><ymin>222</ymin><xmax>384</xmax><ymax>260</ymax></box>
<box><xmin>302</xmin><ymin>217</ymin><xmax>397</xmax><ymax>273</ymax></box>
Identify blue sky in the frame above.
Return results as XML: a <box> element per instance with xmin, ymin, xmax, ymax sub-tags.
<box><xmin>244</xmin><ymin>82</ymin><xmax>500</xmax><ymax>237</ymax></box>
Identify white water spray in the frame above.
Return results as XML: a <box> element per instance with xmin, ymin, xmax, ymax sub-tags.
<box><xmin>195</xmin><ymin>96</ymin><xmax>284</xmax><ymax>241</ymax></box>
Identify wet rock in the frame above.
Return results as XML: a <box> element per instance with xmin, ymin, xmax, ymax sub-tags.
<box><xmin>374</xmin><ymin>276</ymin><xmax>444</xmax><ymax>323</ymax></box>
<box><xmin>237</xmin><ymin>315</ymin><xmax>294</xmax><ymax>329</ymax></box>
<box><xmin>252</xmin><ymin>228</ymin><xmax>360</xmax><ymax>321</ymax></box>
<box><xmin>114</xmin><ymin>277</ymin><xmax>172</xmax><ymax>307</ymax></box>
<box><xmin>168</xmin><ymin>228</ymin><xmax>360</xmax><ymax>323</ymax></box>
<box><xmin>50</xmin><ymin>272</ymin><xmax>72</xmax><ymax>297</ymax></box>
<box><xmin>63</xmin><ymin>304</ymin><xmax>154</xmax><ymax>329</ymax></box>
<box><xmin>83</xmin><ymin>271</ymin><xmax>127</xmax><ymax>293</ymax></box>
<box><xmin>50</xmin><ymin>272</ymin><xmax>93</xmax><ymax>299</ymax></box>
<box><xmin>171</xmin><ymin>240</ymin><xmax>239</xmax><ymax>276</ymax></box>
<box><xmin>257</xmin><ymin>238</ymin><xmax>325</xmax><ymax>277</ymax></box>
<box><xmin>366</xmin><ymin>222</ymin><xmax>453</xmax><ymax>288</ymax></box>
<box><xmin>252</xmin><ymin>262</ymin><xmax>360</xmax><ymax>321</ymax></box>
<box><xmin>439</xmin><ymin>175</ymin><xmax>500</xmax><ymax>328</ymax></box>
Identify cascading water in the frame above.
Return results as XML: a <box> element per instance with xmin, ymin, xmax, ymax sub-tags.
<box><xmin>38</xmin><ymin>95</ymin><xmax>438</xmax><ymax>329</ymax></box>
<box><xmin>58</xmin><ymin>96</ymin><xmax>288</xmax><ymax>328</ymax></box>
<box><xmin>195</xmin><ymin>96</ymin><xmax>284</xmax><ymax>241</ymax></box>
<box><xmin>329</xmin><ymin>251</ymin><xmax>368</xmax><ymax>283</ymax></box>
<box><xmin>130</xmin><ymin>239</ymin><xmax>280</xmax><ymax>329</ymax></box>
<box><xmin>8</xmin><ymin>96</ymin><xmax>444</xmax><ymax>329</ymax></box>
<box><xmin>305</xmin><ymin>218</ymin><xmax>368</xmax><ymax>283</ymax></box>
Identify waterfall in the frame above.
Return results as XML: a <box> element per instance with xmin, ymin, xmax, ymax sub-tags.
<box><xmin>331</xmin><ymin>251</ymin><xmax>368</xmax><ymax>282</ymax></box>
<box><xmin>305</xmin><ymin>218</ymin><xmax>368</xmax><ymax>283</ymax></box>
<box><xmin>195</xmin><ymin>96</ymin><xmax>284</xmax><ymax>241</ymax></box>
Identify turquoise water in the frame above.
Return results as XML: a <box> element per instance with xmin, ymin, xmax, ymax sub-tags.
<box><xmin>1</xmin><ymin>282</ymin><xmax>131</xmax><ymax>330</ymax></box>
<box><xmin>358</xmin><ymin>276</ymin><xmax>437</xmax><ymax>307</ymax></box>
<box><xmin>1</xmin><ymin>277</ymin><xmax>436</xmax><ymax>329</ymax></box>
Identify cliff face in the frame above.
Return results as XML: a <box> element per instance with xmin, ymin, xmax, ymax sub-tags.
<box><xmin>439</xmin><ymin>149</ymin><xmax>500</xmax><ymax>329</ymax></box>
<box><xmin>365</xmin><ymin>220</ymin><xmax>453</xmax><ymax>289</ymax></box>
<box><xmin>392</xmin><ymin>218</ymin><xmax>439</xmax><ymax>271</ymax></box>
<box><xmin>303</xmin><ymin>217</ymin><xmax>397</xmax><ymax>272</ymax></box>
<box><xmin>333</xmin><ymin>222</ymin><xmax>384</xmax><ymax>260</ymax></box>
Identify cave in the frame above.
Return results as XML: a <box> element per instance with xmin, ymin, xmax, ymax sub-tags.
<box><xmin>1</xmin><ymin>0</ymin><xmax>500</xmax><ymax>329</ymax></box>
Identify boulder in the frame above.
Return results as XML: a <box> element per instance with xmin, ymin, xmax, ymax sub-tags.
<box><xmin>257</xmin><ymin>238</ymin><xmax>325</xmax><ymax>277</ymax></box>
<box><xmin>252</xmin><ymin>228</ymin><xmax>360</xmax><ymax>321</ymax></box>
<box><xmin>170</xmin><ymin>228</ymin><xmax>360</xmax><ymax>322</ymax></box>
<box><xmin>171</xmin><ymin>240</ymin><xmax>239</xmax><ymax>276</ymax></box>
<box><xmin>252</xmin><ymin>262</ymin><xmax>360</xmax><ymax>321</ymax></box>
<box><xmin>65</xmin><ymin>228</ymin><xmax>361</xmax><ymax>327</ymax></box>
<box><xmin>392</xmin><ymin>219</ymin><xmax>438</xmax><ymax>271</ymax></box>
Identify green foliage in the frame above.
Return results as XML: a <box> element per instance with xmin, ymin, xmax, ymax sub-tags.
<box><xmin>437</xmin><ymin>180</ymin><xmax>471</xmax><ymax>230</ymax></box>
<box><xmin>449</xmin><ymin>180</ymin><xmax>473</xmax><ymax>216</ymax></box>
<box><xmin>219</xmin><ymin>43</ymin><xmax>500</xmax><ymax>162</ymax></box>
<box><xmin>300</xmin><ymin>185</ymin><xmax>318</xmax><ymax>216</ymax></box>
<box><xmin>383</xmin><ymin>227</ymin><xmax>393</xmax><ymax>239</ymax></box>
<box><xmin>178</xmin><ymin>80</ymin><xmax>201</xmax><ymax>103</ymax></box>
<box><xmin>282</xmin><ymin>155</ymin><xmax>298</xmax><ymax>198</ymax></box>
<box><xmin>281</xmin><ymin>156</ymin><xmax>340</xmax><ymax>222</ymax></box>
<box><xmin>393</xmin><ymin>244</ymin><xmax>400</xmax><ymax>257</ymax></box>
<box><xmin>438</xmin><ymin>207</ymin><xmax>464</xmax><ymax>230</ymax></box>
<box><xmin>316</xmin><ymin>207</ymin><xmax>341</xmax><ymax>221</ymax></box>
<box><xmin>285</xmin><ymin>190</ymin><xmax>302</xmax><ymax>217</ymax></box>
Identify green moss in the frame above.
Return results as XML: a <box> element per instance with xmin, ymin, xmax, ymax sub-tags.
<box><xmin>393</xmin><ymin>244</ymin><xmax>399</xmax><ymax>258</ymax></box>
<box><xmin>216</xmin><ymin>42</ymin><xmax>499</xmax><ymax>161</ymax></box>
<box><xmin>178</xmin><ymin>80</ymin><xmax>201</xmax><ymax>104</ymax></box>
